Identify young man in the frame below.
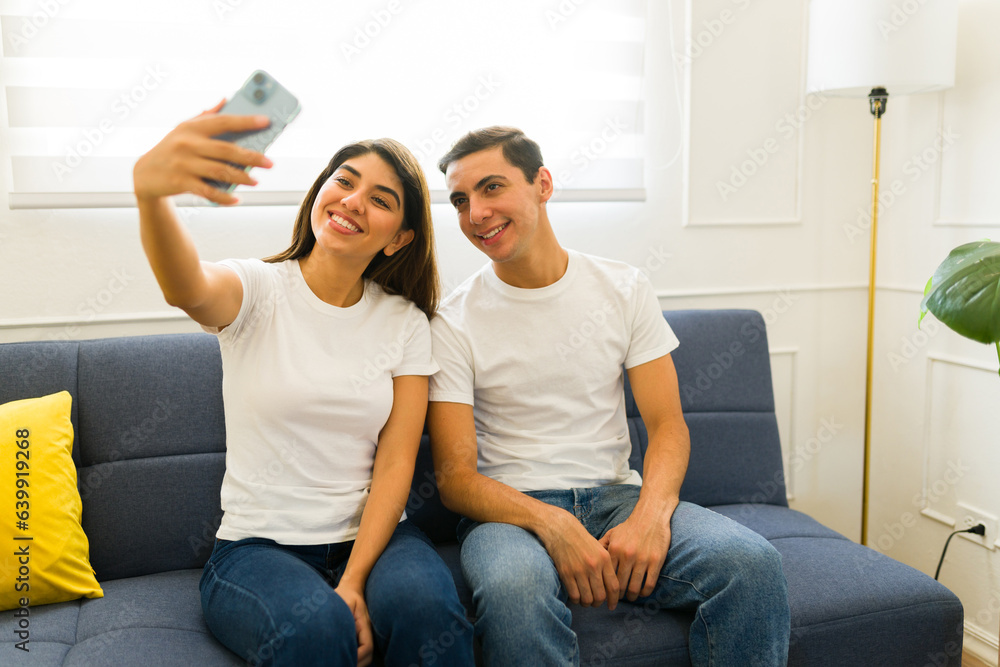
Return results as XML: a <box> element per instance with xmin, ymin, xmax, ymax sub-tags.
<box><xmin>428</xmin><ymin>127</ymin><xmax>790</xmax><ymax>666</ymax></box>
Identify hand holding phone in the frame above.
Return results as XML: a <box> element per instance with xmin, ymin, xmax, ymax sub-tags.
<box><xmin>203</xmin><ymin>70</ymin><xmax>301</xmax><ymax>193</ymax></box>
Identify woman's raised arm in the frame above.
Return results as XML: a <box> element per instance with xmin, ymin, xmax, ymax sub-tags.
<box><xmin>133</xmin><ymin>103</ymin><xmax>272</xmax><ymax>328</ymax></box>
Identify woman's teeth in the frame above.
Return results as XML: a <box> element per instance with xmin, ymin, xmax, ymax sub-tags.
<box><xmin>331</xmin><ymin>213</ymin><xmax>360</xmax><ymax>233</ymax></box>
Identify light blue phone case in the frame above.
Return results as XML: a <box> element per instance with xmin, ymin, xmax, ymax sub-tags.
<box><xmin>204</xmin><ymin>70</ymin><xmax>301</xmax><ymax>194</ymax></box>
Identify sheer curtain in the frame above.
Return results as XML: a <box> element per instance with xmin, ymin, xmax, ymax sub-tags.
<box><xmin>1</xmin><ymin>0</ymin><xmax>648</xmax><ymax>208</ymax></box>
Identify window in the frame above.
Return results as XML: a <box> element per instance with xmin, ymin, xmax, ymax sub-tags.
<box><xmin>1</xmin><ymin>0</ymin><xmax>648</xmax><ymax>209</ymax></box>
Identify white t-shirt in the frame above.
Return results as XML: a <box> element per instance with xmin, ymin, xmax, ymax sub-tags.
<box><xmin>204</xmin><ymin>258</ymin><xmax>437</xmax><ymax>544</ymax></box>
<box><xmin>429</xmin><ymin>250</ymin><xmax>678</xmax><ymax>492</ymax></box>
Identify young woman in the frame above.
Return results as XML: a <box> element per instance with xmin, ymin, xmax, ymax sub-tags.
<box><xmin>133</xmin><ymin>103</ymin><xmax>473</xmax><ymax>666</ymax></box>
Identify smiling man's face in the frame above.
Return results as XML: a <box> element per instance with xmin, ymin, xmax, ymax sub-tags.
<box><xmin>445</xmin><ymin>146</ymin><xmax>552</xmax><ymax>266</ymax></box>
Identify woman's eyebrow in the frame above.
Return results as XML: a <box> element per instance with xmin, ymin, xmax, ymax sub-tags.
<box><xmin>337</xmin><ymin>164</ymin><xmax>401</xmax><ymax>207</ymax></box>
<box><xmin>375</xmin><ymin>184</ymin><xmax>401</xmax><ymax>207</ymax></box>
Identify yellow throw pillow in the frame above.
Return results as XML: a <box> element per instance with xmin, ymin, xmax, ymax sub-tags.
<box><xmin>1</xmin><ymin>391</ymin><xmax>103</xmax><ymax>611</ymax></box>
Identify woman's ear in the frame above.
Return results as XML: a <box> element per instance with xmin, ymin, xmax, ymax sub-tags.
<box><xmin>383</xmin><ymin>228</ymin><xmax>415</xmax><ymax>256</ymax></box>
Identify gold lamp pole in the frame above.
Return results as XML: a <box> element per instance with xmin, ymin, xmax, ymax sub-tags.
<box><xmin>806</xmin><ymin>0</ymin><xmax>957</xmax><ymax>550</ymax></box>
<box><xmin>860</xmin><ymin>87</ymin><xmax>887</xmax><ymax>546</ymax></box>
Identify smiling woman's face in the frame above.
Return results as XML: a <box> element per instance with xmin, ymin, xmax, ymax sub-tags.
<box><xmin>309</xmin><ymin>152</ymin><xmax>412</xmax><ymax>265</ymax></box>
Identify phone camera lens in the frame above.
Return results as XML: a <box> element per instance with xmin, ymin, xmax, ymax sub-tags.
<box><xmin>253</xmin><ymin>89</ymin><xmax>265</xmax><ymax>101</ymax></box>
<box><xmin>253</xmin><ymin>72</ymin><xmax>265</xmax><ymax>85</ymax></box>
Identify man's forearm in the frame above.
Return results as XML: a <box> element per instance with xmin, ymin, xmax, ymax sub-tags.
<box><xmin>438</xmin><ymin>468</ymin><xmax>567</xmax><ymax>542</ymax></box>
<box><xmin>634</xmin><ymin>422</ymin><xmax>690</xmax><ymax>522</ymax></box>
<box><xmin>624</xmin><ymin>355</ymin><xmax>691</xmax><ymax>525</ymax></box>
<box><xmin>429</xmin><ymin>401</ymin><xmax>570</xmax><ymax>542</ymax></box>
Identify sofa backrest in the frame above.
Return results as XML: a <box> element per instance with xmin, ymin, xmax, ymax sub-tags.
<box><xmin>0</xmin><ymin>334</ymin><xmax>227</xmax><ymax>581</ymax></box>
<box><xmin>645</xmin><ymin>310</ymin><xmax>787</xmax><ymax>508</ymax></box>
<box><xmin>0</xmin><ymin>309</ymin><xmax>787</xmax><ymax>580</ymax></box>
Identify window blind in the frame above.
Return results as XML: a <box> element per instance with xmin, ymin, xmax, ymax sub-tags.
<box><xmin>1</xmin><ymin>0</ymin><xmax>647</xmax><ymax>209</ymax></box>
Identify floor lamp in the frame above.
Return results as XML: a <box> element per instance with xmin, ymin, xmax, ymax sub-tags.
<box><xmin>805</xmin><ymin>0</ymin><xmax>958</xmax><ymax>546</ymax></box>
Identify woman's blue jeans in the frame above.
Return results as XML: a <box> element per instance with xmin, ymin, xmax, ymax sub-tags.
<box><xmin>458</xmin><ymin>485</ymin><xmax>790</xmax><ymax>667</ymax></box>
<box><xmin>200</xmin><ymin>519</ymin><xmax>474</xmax><ymax>666</ymax></box>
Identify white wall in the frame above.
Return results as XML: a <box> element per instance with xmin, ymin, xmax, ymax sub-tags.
<box><xmin>2</xmin><ymin>0</ymin><xmax>998</xmax><ymax>659</ymax></box>
<box><xmin>863</xmin><ymin>1</ymin><xmax>1000</xmax><ymax>661</ymax></box>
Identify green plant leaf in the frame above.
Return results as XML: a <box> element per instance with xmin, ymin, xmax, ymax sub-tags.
<box><xmin>918</xmin><ymin>275</ymin><xmax>934</xmax><ymax>328</ymax></box>
<box><xmin>921</xmin><ymin>240</ymin><xmax>1000</xmax><ymax>344</ymax></box>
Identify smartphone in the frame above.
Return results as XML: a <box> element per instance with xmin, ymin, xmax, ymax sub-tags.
<box><xmin>203</xmin><ymin>70</ymin><xmax>301</xmax><ymax>193</ymax></box>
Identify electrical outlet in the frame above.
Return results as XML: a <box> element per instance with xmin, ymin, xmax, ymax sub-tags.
<box><xmin>956</xmin><ymin>502</ymin><xmax>998</xmax><ymax>550</ymax></box>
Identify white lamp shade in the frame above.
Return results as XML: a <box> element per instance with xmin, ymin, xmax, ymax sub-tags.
<box><xmin>807</xmin><ymin>0</ymin><xmax>958</xmax><ymax>97</ymax></box>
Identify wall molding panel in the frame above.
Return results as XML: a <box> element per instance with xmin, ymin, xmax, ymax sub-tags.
<box><xmin>682</xmin><ymin>0</ymin><xmax>808</xmax><ymax>227</ymax></box>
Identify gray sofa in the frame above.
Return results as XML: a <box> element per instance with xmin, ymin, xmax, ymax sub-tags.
<box><xmin>0</xmin><ymin>309</ymin><xmax>964</xmax><ymax>666</ymax></box>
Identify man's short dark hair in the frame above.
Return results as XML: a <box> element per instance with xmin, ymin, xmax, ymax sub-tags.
<box><xmin>438</xmin><ymin>126</ymin><xmax>544</xmax><ymax>184</ymax></box>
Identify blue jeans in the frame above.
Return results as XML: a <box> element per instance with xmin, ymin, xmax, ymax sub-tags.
<box><xmin>200</xmin><ymin>519</ymin><xmax>474</xmax><ymax>666</ymax></box>
<box><xmin>458</xmin><ymin>485</ymin><xmax>790</xmax><ymax>667</ymax></box>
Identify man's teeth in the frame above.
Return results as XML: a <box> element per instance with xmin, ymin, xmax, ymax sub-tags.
<box><xmin>331</xmin><ymin>214</ymin><xmax>361</xmax><ymax>233</ymax></box>
<box><xmin>481</xmin><ymin>223</ymin><xmax>507</xmax><ymax>240</ymax></box>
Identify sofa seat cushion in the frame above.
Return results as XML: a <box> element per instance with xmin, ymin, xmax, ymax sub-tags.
<box><xmin>774</xmin><ymin>536</ymin><xmax>962</xmax><ymax>625</ymax></box>
<box><xmin>777</xmin><ymin>536</ymin><xmax>964</xmax><ymax>666</ymax></box>
<box><xmin>710</xmin><ymin>503</ymin><xmax>964</xmax><ymax>666</ymax></box>
<box><xmin>710</xmin><ymin>504</ymin><xmax>958</xmax><ymax>622</ymax></box>
<box><xmin>0</xmin><ymin>595</ymin><xmax>79</xmax><ymax>663</ymax></box>
<box><xmin>709</xmin><ymin>503</ymin><xmax>847</xmax><ymax>541</ymax></box>
<box><xmin>0</xmin><ymin>570</ymin><xmax>242</xmax><ymax>666</ymax></box>
<box><xmin>571</xmin><ymin>602</ymin><xmax>693</xmax><ymax>666</ymax></box>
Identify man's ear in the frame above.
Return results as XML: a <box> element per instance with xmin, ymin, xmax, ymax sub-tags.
<box><xmin>536</xmin><ymin>166</ymin><xmax>554</xmax><ymax>203</ymax></box>
<box><xmin>383</xmin><ymin>228</ymin><xmax>415</xmax><ymax>256</ymax></box>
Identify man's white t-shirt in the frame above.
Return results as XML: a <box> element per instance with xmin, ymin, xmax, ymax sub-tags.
<box><xmin>429</xmin><ymin>250</ymin><xmax>679</xmax><ymax>492</ymax></box>
<box><xmin>204</xmin><ymin>258</ymin><xmax>437</xmax><ymax>544</ymax></box>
